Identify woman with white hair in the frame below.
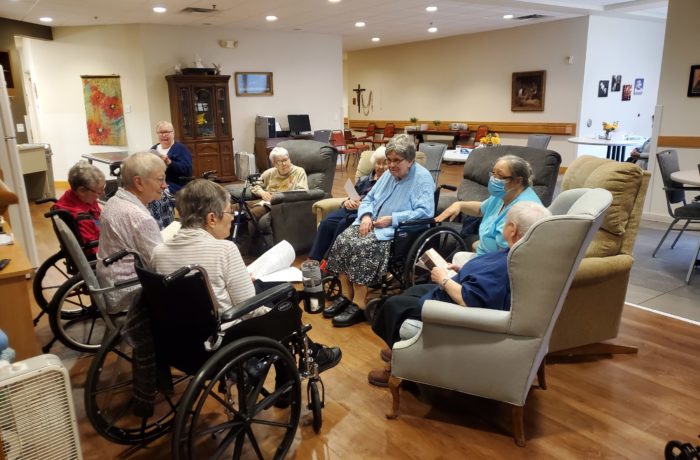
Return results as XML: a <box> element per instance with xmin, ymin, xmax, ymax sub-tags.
<box><xmin>97</xmin><ymin>151</ymin><xmax>167</xmax><ymax>311</ymax></box>
<box><xmin>247</xmin><ymin>146</ymin><xmax>308</xmax><ymax>222</ymax></box>
<box><xmin>151</xmin><ymin>121</ymin><xmax>193</xmax><ymax>194</ymax></box>
<box><xmin>308</xmin><ymin>147</ymin><xmax>388</xmax><ymax>262</ymax></box>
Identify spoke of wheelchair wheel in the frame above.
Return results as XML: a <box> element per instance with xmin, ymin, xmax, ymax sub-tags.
<box><xmin>197</xmin><ymin>381</ymin><xmax>240</xmax><ymax>416</ymax></box>
<box><xmin>232</xmin><ymin>430</ymin><xmax>246</xmax><ymax>460</ymax></box>
<box><xmin>252</xmin><ymin>380</ymin><xmax>293</xmax><ymax>417</ymax></box>
<box><xmin>192</xmin><ymin>419</ymin><xmax>243</xmax><ymax>439</ymax></box>
<box><xmin>245</xmin><ymin>426</ymin><xmax>265</xmax><ymax>460</ymax></box>
<box><xmin>92</xmin><ymin>376</ymin><xmax>134</xmax><ymax>395</ymax></box>
<box><xmin>249</xmin><ymin>417</ymin><xmax>294</xmax><ymax>429</ymax></box>
<box><xmin>246</xmin><ymin>358</ymin><xmax>274</xmax><ymax>409</ymax></box>
<box><xmin>105</xmin><ymin>397</ymin><xmax>134</xmax><ymax>432</ymax></box>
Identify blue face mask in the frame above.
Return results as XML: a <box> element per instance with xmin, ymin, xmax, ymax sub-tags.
<box><xmin>488</xmin><ymin>176</ymin><xmax>507</xmax><ymax>199</ymax></box>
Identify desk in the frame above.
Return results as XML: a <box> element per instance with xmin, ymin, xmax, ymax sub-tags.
<box><xmin>82</xmin><ymin>151</ymin><xmax>129</xmax><ymax>167</ymax></box>
<box><xmin>0</xmin><ymin>222</ymin><xmax>40</xmax><ymax>360</ymax></box>
<box><xmin>443</xmin><ymin>148</ymin><xmax>471</xmax><ymax>163</ymax></box>
<box><xmin>670</xmin><ymin>169</ymin><xmax>700</xmax><ymax>283</ymax></box>
<box><xmin>409</xmin><ymin>129</ymin><xmax>467</xmax><ymax>149</ymax></box>
<box><xmin>568</xmin><ymin>137</ymin><xmax>640</xmax><ymax>162</ymax></box>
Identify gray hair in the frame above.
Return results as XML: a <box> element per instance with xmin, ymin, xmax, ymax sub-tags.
<box><xmin>155</xmin><ymin>120</ymin><xmax>174</xmax><ymax>132</ymax></box>
<box><xmin>498</xmin><ymin>154</ymin><xmax>534</xmax><ymax>187</ymax></box>
<box><xmin>176</xmin><ymin>179</ymin><xmax>230</xmax><ymax>229</ymax></box>
<box><xmin>385</xmin><ymin>134</ymin><xmax>416</xmax><ymax>162</ymax></box>
<box><xmin>269</xmin><ymin>146</ymin><xmax>290</xmax><ymax>164</ymax></box>
<box><xmin>505</xmin><ymin>201</ymin><xmax>551</xmax><ymax>238</ymax></box>
<box><xmin>121</xmin><ymin>151</ymin><xmax>166</xmax><ymax>187</ymax></box>
<box><xmin>67</xmin><ymin>160</ymin><xmax>105</xmax><ymax>190</ymax></box>
<box><xmin>371</xmin><ymin>146</ymin><xmax>387</xmax><ymax>164</ymax></box>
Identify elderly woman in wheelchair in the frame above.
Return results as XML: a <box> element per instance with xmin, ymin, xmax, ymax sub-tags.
<box><xmin>324</xmin><ymin>134</ymin><xmax>435</xmax><ymax>327</ymax></box>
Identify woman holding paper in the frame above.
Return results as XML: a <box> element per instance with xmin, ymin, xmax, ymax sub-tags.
<box><xmin>324</xmin><ymin>135</ymin><xmax>435</xmax><ymax>327</ymax></box>
<box><xmin>308</xmin><ymin>147</ymin><xmax>387</xmax><ymax>261</ymax></box>
<box><xmin>151</xmin><ymin>179</ymin><xmax>342</xmax><ymax>370</ymax></box>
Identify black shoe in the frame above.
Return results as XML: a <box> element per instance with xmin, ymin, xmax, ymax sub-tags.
<box><xmin>332</xmin><ymin>303</ymin><xmax>365</xmax><ymax>327</ymax></box>
<box><xmin>313</xmin><ymin>344</ymin><xmax>343</xmax><ymax>373</ymax></box>
<box><xmin>323</xmin><ymin>296</ymin><xmax>350</xmax><ymax>318</ymax></box>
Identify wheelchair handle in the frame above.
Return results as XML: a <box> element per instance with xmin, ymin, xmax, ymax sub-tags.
<box><xmin>439</xmin><ymin>184</ymin><xmax>457</xmax><ymax>192</ymax></box>
<box><xmin>164</xmin><ymin>266</ymin><xmax>192</xmax><ymax>285</ymax></box>
<box><xmin>43</xmin><ymin>208</ymin><xmax>73</xmax><ymax>219</ymax></box>
<box><xmin>35</xmin><ymin>197</ymin><xmax>57</xmax><ymax>205</ymax></box>
<box><xmin>103</xmin><ymin>249</ymin><xmax>132</xmax><ymax>266</ymax></box>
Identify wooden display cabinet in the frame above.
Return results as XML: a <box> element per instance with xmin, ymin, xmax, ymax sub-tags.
<box><xmin>166</xmin><ymin>74</ymin><xmax>236</xmax><ymax>181</ymax></box>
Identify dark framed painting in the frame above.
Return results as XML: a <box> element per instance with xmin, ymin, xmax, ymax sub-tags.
<box><xmin>511</xmin><ymin>70</ymin><xmax>546</xmax><ymax>112</ymax></box>
<box><xmin>598</xmin><ymin>80</ymin><xmax>609</xmax><ymax>97</ymax></box>
<box><xmin>687</xmin><ymin>65</ymin><xmax>700</xmax><ymax>97</ymax></box>
<box><xmin>234</xmin><ymin>72</ymin><xmax>273</xmax><ymax>96</ymax></box>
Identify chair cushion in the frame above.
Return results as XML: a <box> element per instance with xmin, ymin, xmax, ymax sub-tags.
<box><xmin>562</xmin><ymin>156</ymin><xmax>643</xmax><ymax>257</ymax></box>
<box><xmin>276</xmin><ymin>140</ymin><xmax>337</xmax><ymax>196</ymax></box>
<box><xmin>675</xmin><ymin>202</ymin><xmax>700</xmax><ymax>218</ymax></box>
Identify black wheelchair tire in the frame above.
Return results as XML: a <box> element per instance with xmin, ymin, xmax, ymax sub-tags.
<box><xmin>33</xmin><ymin>251</ymin><xmax>71</xmax><ymax>313</ymax></box>
<box><xmin>308</xmin><ymin>380</ymin><xmax>323</xmax><ymax>434</ymax></box>
<box><xmin>322</xmin><ymin>275</ymin><xmax>342</xmax><ymax>301</ymax></box>
<box><xmin>403</xmin><ymin>226</ymin><xmax>468</xmax><ymax>287</ymax></box>
<box><xmin>172</xmin><ymin>336</ymin><xmax>301</xmax><ymax>460</ymax></box>
<box><xmin>48</xmin><ymin>273</ymin><xmax>105</xmax><ymax>352</ymax></box>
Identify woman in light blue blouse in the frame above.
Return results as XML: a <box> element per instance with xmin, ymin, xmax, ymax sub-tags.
<box><xmin>436</xmin><ymin>154</ymin><xmax>542</xmax><ymax>255</ymax></box>
<box><xmin>325</xmin><ymin>134</ymin><xmax>435</xmax><ymax>327</ymax></box>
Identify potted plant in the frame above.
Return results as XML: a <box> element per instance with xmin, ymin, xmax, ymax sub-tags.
<box><xmin>433</xmin><ymin>120</ymin><xmax>441</xmax><ymax>129</ymax></box>
<box><xmin>406</xmin><ymin>117</ymin><xmax>418</xmax><ymax>132</ymax></box>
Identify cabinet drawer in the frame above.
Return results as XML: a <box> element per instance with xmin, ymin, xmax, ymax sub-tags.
<box><xmin>197</xmin><ymin>155</ymin><xmax>220</xmax><ymax>175</ymax></box>
<box><xmin>196</xmin><ymin>142</ymin><xmax>219</xmax><ymax>154</ymax></box>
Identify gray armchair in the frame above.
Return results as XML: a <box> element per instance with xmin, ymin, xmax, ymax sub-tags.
<box><xmin>386</xmin><ymin>188</ymin><xmax>613</xmax><ymax>446</ymax></box>
<box><xmin>227</xmin><ymin>140</ymin><xmax>337</xmax><ymax>252</ymax></box>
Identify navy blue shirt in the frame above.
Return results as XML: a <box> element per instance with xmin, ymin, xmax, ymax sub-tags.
<box><xmin>419</xmin><ymin>249</ymin><xmax>511</xmax><ymax>311</ymax></box>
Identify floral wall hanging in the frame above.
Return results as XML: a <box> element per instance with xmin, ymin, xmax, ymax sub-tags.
<box><xmin>81</xmin><ymin>75</ymin><xmax>127</xmax><ymax>145</ymax></box>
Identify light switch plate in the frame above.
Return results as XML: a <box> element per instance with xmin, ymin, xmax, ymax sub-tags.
<box><xmin>16</xmin><ymin>123</ymin><xmax>25</xmax><ymax>132</ymax></box>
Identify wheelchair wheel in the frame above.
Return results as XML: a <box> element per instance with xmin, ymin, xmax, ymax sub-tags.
<box><xmin>322</xmin><ymin>275</ymin><xmax>342</xmax><ymax>301</ymax></box>
<box><xmin>307</xmin><ymin>380</ymin><xmax>323</xmax><ymax>434</ymax></box>
<box><xmin>33</xmin><ymin>251</ymin><xmax>72</xmax><ymax>313</ymax></box>
<box><xmin>403</xmin><ymin>226</ymin><xmax>467</xmax><ymax>287</ymax></box>
<box><xmin>173</xmin><ymin>336</ymin><xmax>301</xmax><ymax>460</ymax></box>
<box><xmin>364</xmin><ymin>297</ymin><xmax>384</xmax><ymax>325</ymax></box>
<box><xmin>48</xmin><ymin>273</ymin><xmax>107</xmax><ymax>353</ymax></box>
<box><xmin>85</xmin><ymin>326</ymin><xmax>186</xmax><ymax>445</ymax></box>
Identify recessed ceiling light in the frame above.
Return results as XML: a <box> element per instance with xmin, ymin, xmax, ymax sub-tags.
<box><xmin>265</xmin><ymin>15</ymin><xmax>278</xmax><ymax>22</ymax></box>
<box><xmin>355</xmin><ymin>21</ymin><xmax>366</xmax><ymax>27</ymax></box>
<box><xmin>39</xmin><ymin>17</ymin><xmax>53</xmax><ymax>22</ymax></box>
<box><xmin>153</xmin><ymin>6</ymin><xmax>166</xmax><ymax>13</ymax></box>
<box><xmin>503</xmin><ymin>14</ymin><xmax>514</xmax><ymax>19</ymax></box>
<box><xmin>329</xmin><ymin>0</ymin><xmax>341</xmax><ymax>3</ymax></box>
<box><xmin>426</xmin><ymin>6</ymin><xmax>438</xmax><ymax>12</ymax></box>
<box><xmin>371</xmin><ymin>37</ymin><xmax>380</xmax><ymax>42</ymax></box>
<box><xmin>428</xmin><ymin>26</ymin><xmax>438</xmax><ymax>33</ymax></box>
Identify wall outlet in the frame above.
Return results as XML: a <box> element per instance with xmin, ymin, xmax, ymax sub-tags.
<box><xmin>16</xmin><ymin>123</ymin><xmax>25</xmax><ymax>133</ymax></box>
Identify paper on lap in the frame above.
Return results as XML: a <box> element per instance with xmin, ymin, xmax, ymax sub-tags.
<box><xmin>344</xmin><ymin>179</ymin><xmax>360</xmax><ymax>201</ymax></box>
<box><xmin>247</xmin><ymin>240</ymin><xmax>302</xmax><ymax>282</ymax></box>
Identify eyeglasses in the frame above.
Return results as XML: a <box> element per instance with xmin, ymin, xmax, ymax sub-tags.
<box><xmin>85</xmin><ymin>186</ymin><xmax>106</xmax><ymax>195</ymax></box>
<box><xmin>274</xmin><ymin>158</ymin><xmax>290</xmax><ymax>165</ymax></box>
<box><xmin>157</xmin><ymin>130</ymin><xmax>173</xmax><ymax>135</ymax></box>
<box><xmin>386</xmin><ymin>157</ymin><xmax>406</xmax><ymax>166</ymax></box>
<box><xmin>223</xmin><ymin>210</ymin><xmax>236</xmax><ymax>217</ymax></box>
<box><xmin>489</xmin><ymin>171</ymin><xmax>513</xmax><ymax>181</ymax></box>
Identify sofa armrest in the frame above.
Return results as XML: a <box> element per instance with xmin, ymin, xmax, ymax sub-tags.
<box><xmin>313</xmin><ymin>197</ymin><xmax>345</xmax><ymax>226</ymax></box>
<box><xmin>225</xmin><ymin>184</ymin><xmax>257</xmax><ymax>201</ymax></box>
<box><xmin>422</xmin><ymin>299</ymin><xmax>511</xmax><ymax>334</ymax></box>
<box><xmin>270</xmin><ymin>189</ymin><xmax>325</xmax><ymax>205</ymax></box>
<box><xmin>570</xmin><ymin>254</ymin><xmax>633</xmax><ymax>288</ymax></box>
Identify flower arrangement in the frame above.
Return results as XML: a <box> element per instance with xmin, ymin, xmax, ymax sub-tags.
<box><xmin>433</xmin><ymin>120</ymin><xmax>441</xmax><ymax>128</ymax></box>
<box><xmin>479</xmin><ymin>133</ymin><xmax>501</xmax><ymax>146</ymax></box>
<box><xmin>410</xmin><ymin>117</ymin><xmax>418</xmax><ymax>124</ymax></box>
<box><xmin>602</xmin><ymin>121</ymin><xmax>619</xmax><ymax>139</ymax></box>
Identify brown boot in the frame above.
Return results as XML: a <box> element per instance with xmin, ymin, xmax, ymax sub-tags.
<box><xmin>368</xmin><ymin>363</ymin><xmax>391</xmax><ymax>387</ymax></box>
<box><xmin>380</xmin><ymin>347</ymin><xmax>392</xmax><ymax>363</ymax></box>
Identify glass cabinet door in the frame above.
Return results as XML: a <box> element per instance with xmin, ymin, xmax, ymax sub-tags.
<box><xmin>193</xmin><ymin>87</ymin><xmax>215</xmax><ymax>138</ymax></box>
<box><xmin>179</xmin><ymin>87</ymin><xmax>193</xmax><ymax>138</ymax></box>
<box><xmin>216</xmin><ymin>87</ymin><xmax>229</xmax><ymax>137</ymax></box>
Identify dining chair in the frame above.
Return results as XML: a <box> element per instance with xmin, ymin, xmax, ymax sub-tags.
<box><xmin>652</xmin><ymin>149</ymin><xmax>700</xmax><ymax>260</ymax></box>
<box><xmin>418</xmin><ymin>142</ymin><xmax>447</xmax><ymax>183</ymax></box>
<box><xmin>356</xmin><ymin>123</ymin><xmax>376</xmax><ymax>147</ymax></box>
<box><xmin>373</xmin><ymin>123</ymin><xmax>396</xmax><ymax>148</ymax></box>
<box><xmin>330</xmin><ymin>130</ymin><xmax>366</xmax><ymax>169</ymax></box>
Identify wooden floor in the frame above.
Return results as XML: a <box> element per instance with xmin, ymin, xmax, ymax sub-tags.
<box><xmin>27</xmin><ymin>159</ymin><xmax>700</xmax><ymax>459</ymax></box>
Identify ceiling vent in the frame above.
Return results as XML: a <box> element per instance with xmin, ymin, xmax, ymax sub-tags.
<box><xmin>514</xmin><ymin>14</ymin><xmax>548</xmax><ymax>20</ymax></box>
<box><xmin>180</xmin><ymin>7</ymin><xmax>221</xmax><ymax>14</ymax></box>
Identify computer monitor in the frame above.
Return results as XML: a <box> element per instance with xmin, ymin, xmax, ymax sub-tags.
<box><xmin>287</xmin><ymin>114</ymin><xmax>312</xmax><ymax>136</ymax></box>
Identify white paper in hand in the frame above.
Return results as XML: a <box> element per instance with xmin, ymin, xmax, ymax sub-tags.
<box><xmin>344</xmin><ymin>179</ymin><xmax>361</xmax><ymax>201</ymax></box>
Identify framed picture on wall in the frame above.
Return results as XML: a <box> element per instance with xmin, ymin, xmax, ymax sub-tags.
<box><xmin>611</xmin><ymin>74</ymin><xmax>622</xmax><ymax>92</ymax></box>
<box><xmin>234</xmin><ymin>72</ymin><xmax>273</xmax><ymax>96</ymax></box>
<box><xmin>687</xmin><ymin>65</ymin><xmax>700</xmax><ymax>97</ymax></box>
<box><xmin>511</xmin><ymin>70</ymin><xmax>546</xmax><ymax>111</ymax></box>
<box><xmin>598</xmin><ymin>80</ymin><xmax>609</xmax><ymax>97</ymax></box>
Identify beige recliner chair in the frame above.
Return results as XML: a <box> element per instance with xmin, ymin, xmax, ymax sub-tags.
<box><xmin>387</xmin><ymin>188</ymin><xmax>613</xmax><ymax>446</ymax></box>
<box><xmin>548</xmin><ymin>155</ymin><xmax>650</xmax><ymax>354</ymax></box>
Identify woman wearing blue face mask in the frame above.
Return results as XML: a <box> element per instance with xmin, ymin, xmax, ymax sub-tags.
<box><xmin>435</xmin><ymin>154</ymin><xmax>541</xmax><ymax>255</ymax></box>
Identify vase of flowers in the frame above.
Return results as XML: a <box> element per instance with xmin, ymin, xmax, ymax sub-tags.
<box><xmin>432</xmin><ymin>120</ymin><xmax>441</xmax><ymax>129</ymax></box>
<box><xmin>478</xmin><ymin>133</ymin><xmax>501</xmax><ymax>147</ymax></box>
<box><xmin>602</xmin><ymin>121</ymin><xmax>619</xmax><ymax>140</ymax></box>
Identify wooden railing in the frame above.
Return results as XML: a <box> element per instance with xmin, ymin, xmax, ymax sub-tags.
<box><xmin>347</xmin><ymin>119</ymin><xmax>577</xmax><ymax>136</ymax></box>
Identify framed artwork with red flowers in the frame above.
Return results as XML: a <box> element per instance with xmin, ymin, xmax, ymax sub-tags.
<box><xmin>81</xmin><ymin>75</ymin><xmax>127</xmax><ymax>145</ymax></box>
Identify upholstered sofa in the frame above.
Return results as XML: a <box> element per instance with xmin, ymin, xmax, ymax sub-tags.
<box><xmin>226</xmin><ymin>140</ymin><xmax>337</xmax><ymax>252</ymax></box>
<box><xmin>548</xmin><ymin>155</ymin><xmax>650</xmax><ymax>354</ymax></box>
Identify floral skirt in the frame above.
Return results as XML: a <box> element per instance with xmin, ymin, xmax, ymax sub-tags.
<box><xmin>326</xmin><ymin>226</ymin><xmax>392</xmax><ymax>286</ymax></box>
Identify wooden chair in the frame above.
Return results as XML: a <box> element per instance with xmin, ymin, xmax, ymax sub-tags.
<box><xmin>373</xmin><ymin>123</ymin><xmax>396</xmax><ymax>148</ymax></box>
<box><xmin>356</xmin><ymin>123</ymin><xmax>376</xmax><ymax>147</ymax></box>
<box><xmin>330</xmin><ymin>130</ymin><xmax>366</xmax><ymax>169</ymax></box>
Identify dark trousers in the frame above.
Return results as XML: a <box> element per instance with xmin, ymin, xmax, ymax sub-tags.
<box><xmin>308</xmin><ymin>207</ymin><xmax>357</xmax><ymax>261</ymax></box>
<box><xmin>372</xmin><ymin>284</ymin><xmax>437</xmax><ymax>348</ymax></box>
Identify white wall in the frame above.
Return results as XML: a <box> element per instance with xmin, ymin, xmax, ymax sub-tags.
<box><xmin>575</xmin><ymin>15</ymin><xmax>665</xmax><ymax>158</ymax></box>
<box><xmin>24</xmin><ymin>24</ymin><xmax>343</xmax><ymax>181</ymax></box>
<box><xmin>346</xmin><ymin>18</ymin><xmax>589</xmax><ymax>165</ymax></box>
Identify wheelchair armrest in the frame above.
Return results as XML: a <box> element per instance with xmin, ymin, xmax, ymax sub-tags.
<box><xmin>220</xmin><ymin>282</ymin><xmax>297</xmax><ymax>323</ymax></box>
<box><xmin>270</xmin><ymin>189</ymin><xmax>325</xmax><ymax>205</ymax></box>
<box><xmin>35</xmin><ymin>197</ymin><xmax>57</xmax><ymax>205</ymax></box>
<box><xmin>398</xmin><ymin>217</ymin><xmax>435</xmax><ymax>229</ymax></box>
<box><xmin>84</xmin><ymin>240</ymin><xmax>99</xmax><ymax>250</ymax></box>
<box><xmin>226</xmin><ymin>184</ymin><xmax>258</xmax><ymax>201</ymax></box>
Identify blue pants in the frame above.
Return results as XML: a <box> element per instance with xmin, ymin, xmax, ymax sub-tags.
<box><xmin>308</xmin><ymin>207</ymin><xmax>357</xmax><ymax>261</ymax></box>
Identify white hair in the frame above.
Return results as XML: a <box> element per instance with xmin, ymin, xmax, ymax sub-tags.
<box><xmin>505</xmin><ymin>201</ymin><xmax>551</xmax><ymax>238</ymax></box>
<box><xmin>269</xmin><ymin>146</ymin><xmax>290</xmax><ymax>163</ymax></box>
<box><xmin>371</xmin><ymin>146</ymin><xmax>387</xmax><ymax>163</ymax></box>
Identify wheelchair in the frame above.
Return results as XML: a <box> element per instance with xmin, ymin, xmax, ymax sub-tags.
<box><xmin>321</xmin><ymin>185</ymin><xmax>468</xmax><ymax>319</ymax></box>
<box><xmin>84</xmin><ymin>252</ymin><xmax>327</xmax><ymax>459</ymax></box>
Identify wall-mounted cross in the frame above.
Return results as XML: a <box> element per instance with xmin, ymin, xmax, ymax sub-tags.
<box><xmin>353</xmin><ymin>84</ymin><xmax>365</xmax><ymax>113</ymax></box>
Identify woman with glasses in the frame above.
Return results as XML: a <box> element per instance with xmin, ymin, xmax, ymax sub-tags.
<box><xmin>323</xmin><ymin>134</ymin><xmax>435</xmax><ymax>327</ymax></box>
<box><xmin>435</xmin><ymin>154</ymin><xmax>542</xmax><ymax>255</ymax></box>
<box><xmin>151</xmin><ymin>121</ymin><xmax>192</xmax><ymax>194</ymax></box>
<box><xmin>54</xmin><ymin>160</ymin><xmax>106</xmax><ymax>256</ymax></box>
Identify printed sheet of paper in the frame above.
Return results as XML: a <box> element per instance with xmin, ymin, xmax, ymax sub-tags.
<box><xmin>344</xmin><ymin>179</ymin><xmax>360</xmax><ymax>201</ymax></box>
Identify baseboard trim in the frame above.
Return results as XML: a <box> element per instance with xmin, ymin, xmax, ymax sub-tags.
<box><xmin>626</xmin><ymin>302</ymin><xmax>700</xmax><ymax>326</ymax></box>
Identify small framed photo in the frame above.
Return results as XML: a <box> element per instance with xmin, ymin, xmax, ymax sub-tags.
<box><xmin>687</xmin><ymin>65</ymin><xmax>700</xmax><ymax>97</ymax></box>
<box><xmin>611</xmin><ymin>74</ymin><xmax>622</xmax><ymax>92</ymax></box>
<box><xmin>511</xmin><ymin>70</ymin><xmax>546</xmax><ymax>112</ymax></box>
<box><xmin>622</xmin><ymin>84</ymin><xmax>632</xmax><ymax>101</ymax></box>
<box><xmin>634</xmin><ymin>78</ymin><xmax>644</xmax><ymax>95</ymax></box>
<box><xmin>598</xmin><ymin>80</ymin><xmax>609</xmax><ymax>97</ymax></box>
<box><xmin>234</xmin><ymin>72</ymin><xmax>273</xmax><ymax>96</ymax></box>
